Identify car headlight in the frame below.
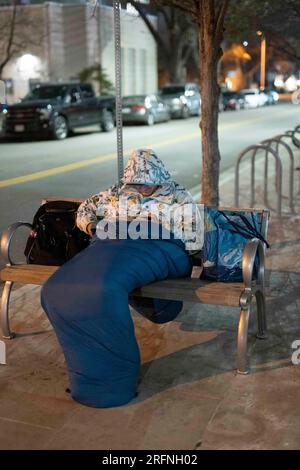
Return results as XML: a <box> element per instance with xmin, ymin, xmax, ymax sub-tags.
<box><xmin>172</xmin><ymin>98</ymin><xmax>182</xmax><ymax>105</ymax></box>
<box><xmin>37</xmin><ymin>106</ymin><xmax>52</xmax><ymax>120</ymax></box>
<box><xmin>0</xmin><ymin>109</ymin><xmax>7</xmax><ymax>127</ymax></box>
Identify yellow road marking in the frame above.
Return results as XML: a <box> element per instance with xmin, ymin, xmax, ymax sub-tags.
<box><xmin>0</xmin><ymin>152</ymin><xmax>117</xmax><ymax>189</ymax></box>
<box><xmin>0</xmin><ymin>108</ymin><xmax>298</xmax><ymax>189</ymax></box>
<box><xmin>0</xmin><ymin>132</ymin><xmax>200</xmax><ymax>189</ymax></box>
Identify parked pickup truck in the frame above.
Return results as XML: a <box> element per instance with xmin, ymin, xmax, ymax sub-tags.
<box><xmin>3</xmin><ymin>82</ymin><xmax>115</xmax><ymax>140</ymax></box>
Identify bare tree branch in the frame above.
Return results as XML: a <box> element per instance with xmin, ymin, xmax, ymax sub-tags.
<box><xmin>0</xmin><ymin>1</ymin><xmax>17</xmax><ymax>76</ymax></box>
<box><xmin>158</xmin><ymin>5</ymin><xmax>172</xmax><ymax>29</ymax></box>
<box><xmin>162</xmin><ymin>0</ymin><xmax>197</xmax><ymax>17</ymax></box>
<box><xmin>215</xmin><ymin>0</ymin><xmax>230</xmax><ymax>43</ymax></box>
<box><xmin>268</xmin><ymin>31</ymin><xmax>300</xmax><ymax>62</ymax></box>
<box><xmin>129</xmin><ymin>1</ymin><xmax>167</xmax><ymax>52</ymax></box>
<box><xmin>0</xmin><ymin>3</ymin><xmax>46</xmax><ymax>79</ymax></box>
<box><xmin>287</xmin><ymin>0</ymin><xmax>300</xmax><ymax>18</ymax></box>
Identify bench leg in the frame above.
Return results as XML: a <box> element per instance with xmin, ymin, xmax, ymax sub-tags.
<box><xmin>255</xmin><ymin>290</ymin><xmax>267</xmax><ymax>339</ymax></box>
<box><xmin>237</xmin><ymin>306</ymin><xmax>250</xmax><ymax>375</ymax></box>
<box><xmin>237</xmin><ymin>291</ymin><xmax>267</xmax><ymax>374</ymax></box>
<box><xmin>1</xmin><ymin>281</ymin><xmax>15</xmax><ymax>339</ymax></box>
<box><xmin>0</xmin><ymin>340</ymin><xmax>6</xmax><ymax>365</ymax></box>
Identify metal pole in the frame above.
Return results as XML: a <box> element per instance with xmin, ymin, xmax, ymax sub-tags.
<box><xmin>260</xmin><ymin>36</ymin><xmax>266</xmax><ymax>90</ymax></box>
<box><xmin>257</xmin><ymin>31</ymin><xmax>266</xmax><ymax>90</ymax></box>
<box><xmin>113</xmin><ymin>0</ymin><xmax>124</xmax><ymax>183</ymax></box>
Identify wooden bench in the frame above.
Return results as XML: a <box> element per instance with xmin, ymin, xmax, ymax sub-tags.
<box><xmin>0</xmin><ymin>201</ymin><xmax>269</xmax><ymax>374</ymax></box>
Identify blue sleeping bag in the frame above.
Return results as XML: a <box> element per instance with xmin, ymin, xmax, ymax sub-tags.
<box><xmin>41</xmin><ymin>234</ymin><xmax>191</xmax><ymax>408</ymax></box>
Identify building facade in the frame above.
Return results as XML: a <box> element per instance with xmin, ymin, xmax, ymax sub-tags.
<box><xmin>0</xmin><ymin>1</ymin><xmax>157</xmax><ymax>103</ymax></box>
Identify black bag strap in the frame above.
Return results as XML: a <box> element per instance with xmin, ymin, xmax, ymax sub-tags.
<box><xmin>217</xmin><ymin>211</ymin><xmax>270</xmax><ymax>249</ymax></box>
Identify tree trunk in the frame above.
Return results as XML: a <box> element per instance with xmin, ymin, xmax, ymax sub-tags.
<box><xmin>198</xmin><ymin>1</ymin><xmax>221</xmax><ymax>206</ymax></box>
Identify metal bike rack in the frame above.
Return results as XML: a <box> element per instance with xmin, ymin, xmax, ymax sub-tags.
<box><xmin>283</xmin><ymin>129</ymin><xmax>300</xmax><ymax>196</ymax></box>
<box><xmin>296</xmin><ymin>166</ymin><xmax>300</xmax><ymax>196</ymax></box>
<box><xmin>277</xmin><ymin>133</ymin><xmax>300</xmax><ymax>197</ymax></box>
<box><xmin>261</xmin><ymin>136</ymin><xmax>295</xmax><ymax>213</ymax></box>
<box><xmin>292</xmin><ymin>125</ymin><xmax>300</xmax><ymax>149</ymax></box>
<box><xmin>235</xmin><ymin>144</ymin><xmax>282</xmax><ymax>216</ymax></box>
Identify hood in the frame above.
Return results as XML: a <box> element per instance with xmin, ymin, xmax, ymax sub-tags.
<box><xmin>10</xmin><ymin>99</ymin><xmax>57</xmax><ymax>109</ymax></box>
<box><xmin>122</xmin><ymin>149</ymin><xmax>172</xmax><ymax>186</ymax></box>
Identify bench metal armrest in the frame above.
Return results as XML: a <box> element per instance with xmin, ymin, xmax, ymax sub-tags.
<box><xmin>1</xmin><ymin>222</ymin><xmax>32</xmax><ymax>266</ymax></box>
<box><xmin>242</xmin><ymin>238</ymin><xmax>265</xmax><ymax>290</ymax></box>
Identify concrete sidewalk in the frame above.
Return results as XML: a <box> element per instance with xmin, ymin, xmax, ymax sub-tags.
<box><xmin>0</xmin><ymin>158</ymin><xmax>299</xmax><ymax>450</ymax></box>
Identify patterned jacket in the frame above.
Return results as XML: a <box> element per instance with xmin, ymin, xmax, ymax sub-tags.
<box><xmin>76</xmin><ymin>149</ymin><xmax>203</xmax><ymax>252</ymax></box>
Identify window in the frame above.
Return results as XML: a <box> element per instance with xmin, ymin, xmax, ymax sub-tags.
<box><xmin>123</xmin><ymin>95</ymin><xmax>146</xmax><ymax>105</ymax></box>
<box><xmin>24</xmin><ymin>85</ymin><xmax>69</xmax><ymax>101</ymax></box>
<box><xmin>79</xmin><ymin>84</ymin><xmax>94</xmax><ymax>99</ymax></box>
<box><xmin>121</xmin><ymin>47</ymin><xmax>125</xmax><ymax>95</ymax></box>
<box><xmin>140</xmin><ymin>49</ymin><xmax>147</xmax><ymax>94</ymax></box>
<box><xmin>150</xmin><ymin>95</ymin><xmax>158</xmax><ymax>106</ymax></box>
<box><xmin>67</xmin><ymin>87</ymin><xmax>81</xmax><ymax>104</ymax></box>
<box><xmin>4</xmin><ymin>79</ymin><xmax>14</xmax><ymax>95</ymax></box>
<box><xmin>128</xmin><ymin>48</ymin><xmax>136</xmax><ymax>94</ymax></box>
<box><xmin>28</xmin><ymin>79</ymin><xmax>40</xmax><ymax>92</ymax></box>
<box><xmin>161</xmin><ymin>86</ymin><xmax>185</xmax><ymax>95</ymax></box>
<box><xmin>70</xmin><ymin>87</ymin><xmax>79</xmax><ymax>103</ymax></box>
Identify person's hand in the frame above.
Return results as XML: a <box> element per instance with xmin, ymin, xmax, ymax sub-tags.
<box><xmin>87</xmin><ymin>223</ymin><xmax>96</xmax><ymax>236</ymax></box>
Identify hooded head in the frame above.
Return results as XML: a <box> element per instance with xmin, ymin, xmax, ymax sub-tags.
<box><xmin>122</xmin><ymin>149</ymin><xmax>172</xmax><ymax>186</ymax></box>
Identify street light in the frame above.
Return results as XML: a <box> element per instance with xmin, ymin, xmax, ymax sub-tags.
<box><xmin>257</xmin><ymin>31</ymin><xmax>266</xmax><ymax>90</ymax></box>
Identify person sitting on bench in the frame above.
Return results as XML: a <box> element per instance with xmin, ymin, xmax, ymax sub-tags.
<box><xmin>41</xmin><ymin>149</ymin><xmax>203</xmax><ymax>408</ymax></box>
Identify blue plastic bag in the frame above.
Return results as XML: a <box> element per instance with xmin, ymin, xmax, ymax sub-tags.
<box><xmin>201</xmin><ymin>207</ymin><xmax>268</xmax><ymax>282</ymax></box>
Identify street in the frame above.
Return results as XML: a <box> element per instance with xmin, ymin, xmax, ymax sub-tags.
<box><xmin>0</xmin><ymin>103</ymin><xmax>300</xmax><ymax>240</ymax></box>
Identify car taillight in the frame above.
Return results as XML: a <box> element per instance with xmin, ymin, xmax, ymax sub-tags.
<box><xmin>131</xmin><ymin>105</ymin><xmax>145</xmax><ymax>111</ymax></box>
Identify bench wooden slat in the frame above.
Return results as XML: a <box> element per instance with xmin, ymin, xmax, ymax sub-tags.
<box><xmin>1</xmin><ymin>264</ymin><xmax>244</xmax><ymax>307</ymax></box>
<box><xmin>0</xmin><ymin>265</ymin><xmax>58</xmax><ymax>285</ymax></box>
<box><xmin>133</xmin><ymin>279</ymin><xmax>243</xmax><ymax>306</ymax></box>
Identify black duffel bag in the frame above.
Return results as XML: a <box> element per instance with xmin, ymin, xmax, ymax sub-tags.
<box><xmin>24</xmin><ymin>200</ymin><xmax>90</xmax><ymax>266</ymax></box>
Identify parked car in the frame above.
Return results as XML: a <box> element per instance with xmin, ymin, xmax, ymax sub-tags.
<box><xmin>122</xmin><ymin>94</ymin><xmax>170</xmax><ymax>125</ymax></box>
<box><xmin>3</xmin><ymin>82</ymin><xmax>115</xmax><ymax>140</ymax></box>
<box><xmin>0</xmin><ymin>103</ymin><xmax>8</xmax><ymax>135</ymax></box>
<box><xmin>221</xmin><ymin>91</ymin><xmax>246</xmax><ymax>110</ymax></box>
<box><xmin>264</xmin><ymin>88</ymin><xmax>279</xmax><ymax>105</ymax></box>
<box><xmin>240</xmin><ymin>89</ymin><xmax>262</xmax><ymax>108</ymax></box>
<box><xmin>159</xmin><ymin>83</ymin><xmax>201</xmax><ymax>118</ymax></box>
<box><xmin>258</xmin><ymin>90</ymin><xmax>269</xmax><ymax>106</ymax></box>
<box><xmin>218</xmin><ymin>94</ymin><xmax>225</xmax><ymax>112</ymax></box>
